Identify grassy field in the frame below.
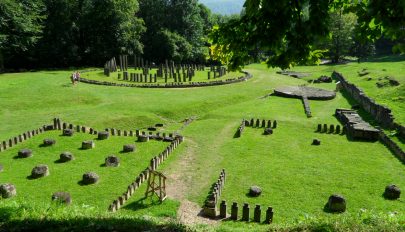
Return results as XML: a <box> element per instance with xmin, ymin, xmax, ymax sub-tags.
<box><xmin>0</xmin><ymin>58</ymin><xmax>404</xmax><ymax>231</ymax></box>
<box><xmin>283</xmin><ymin>55</ymin><xmax>405</xmax><ymax>125</ymax></box>
<box><xmin>81</xmin><ymin>68</ymin><xmax>243</xmax><ymax>85</ymax></box>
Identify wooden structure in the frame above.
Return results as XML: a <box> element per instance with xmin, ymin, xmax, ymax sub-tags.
<box><xmin>145</xmin><ymin>170</ymin><xmax>167</xmax><ymax>201</ymax></box>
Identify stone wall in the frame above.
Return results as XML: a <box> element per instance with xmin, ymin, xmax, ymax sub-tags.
<box><xmin>234</xmin><ymin>120</ymin><xmax>246</xmax><ymax>138</ymax></box>
<box><xmin>379</xmin><ymin>132</ymin><xmax>405</xmax><ymax>163</ymax></box>
<box><xmin>0</xmin><ymin>125</ymin><xmax>53</xmax><ymax>152</ymax></box>
<box><xmin>332</xmin><ymin>71</ymin><xmax>404</xmax><ymax>139</ymax></box>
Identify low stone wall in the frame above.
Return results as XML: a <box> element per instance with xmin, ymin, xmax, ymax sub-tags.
<box><xmin>203</xmin><ymin>169</ymin><xmax>226</xmax><ymax>218</ymax></box>
<box><xmin>219</xmin><ymin>201</ymin><xmax>273</xmax><ymax>224</ymax></box>
<box><xmin>379</xmin><ymin>132</ymin><xmax>405</xmax><ymax>163</ymax></box>
<box><xmin>108</xmin><ymin>136</ymin><xmax>184</xmax><ymax>212</ymax></box>
<box><xmin>0</xmin><ymin>125</ymin><xmax>53</xmax><ymax>152</ymax></box>
<box><xmin>79</xmin><ymin>71</ymin><xmax>252</xmax><ymax>88</ymax></box>
<box><xmin>394</xmin><ymin>123</ymin><xmax>405</xmax><ymax>139</ymax></box>
<box><xmin>234</xmin><ymin>120</ymin><xmax>246</xmax><ymax>138</ymax></box>
<box><xmin>332</xmin><ymin>71</ymin><xmax>404</xmax><ymax>139</ymax></box>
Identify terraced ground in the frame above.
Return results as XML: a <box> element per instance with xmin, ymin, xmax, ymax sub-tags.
<box><xmin>0</xmin><ymin>57</ymin><xmax>404</xmax><ymax>231</ymax></box>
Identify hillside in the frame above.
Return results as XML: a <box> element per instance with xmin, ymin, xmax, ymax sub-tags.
<box><xmin>200</xmin><ymin>0</ymin><xmax>244</xmax><ymax>15</ymax></box>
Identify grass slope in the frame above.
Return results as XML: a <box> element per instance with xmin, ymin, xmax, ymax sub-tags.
<box><xmin>0</xmin><ymin>59</ymin><xmax>404</xmax><ymax>231</ymax></box>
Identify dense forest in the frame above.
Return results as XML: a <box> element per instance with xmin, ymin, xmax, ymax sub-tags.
<box><xmin>0</xmin><ymin>0</ymin><xmax>403</xmax><ymax>72</ymax></box>
<box><xmin>0</xmin><ymin>0</ymin><xmax>234</xmax><ymax>71</ymax></box>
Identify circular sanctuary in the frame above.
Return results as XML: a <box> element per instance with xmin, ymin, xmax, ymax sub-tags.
<box><xmin>78</xmin><ymin>58</ymin><xmax>252</xmax><ymax>88</ymax></box>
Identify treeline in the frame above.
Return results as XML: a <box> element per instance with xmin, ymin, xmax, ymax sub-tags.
<box><xmin>0</xmin><ymin>0</ymin><xmax>233</xmax><ymax>71</ymax></box>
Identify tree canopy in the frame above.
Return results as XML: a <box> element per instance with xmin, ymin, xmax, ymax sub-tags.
<box><xmin>0</xmin><ymin>0</ymin><xmax>403</xmax><ymax>71</ymax></box>
<box><xmin>210</xmin><ymin>0</ymin><xmax>405</xmax><ymax>70</ymax></box>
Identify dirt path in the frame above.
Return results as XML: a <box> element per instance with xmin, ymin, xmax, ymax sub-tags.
<box><xmin>165</xmin><ymin>122</ymin><xmax>236</xmax><ymax>225</ymax></box>
<box><xmin>165</xmin><ymin>139</ymin><xmax>218</xmax><ymax>225</ymax></box>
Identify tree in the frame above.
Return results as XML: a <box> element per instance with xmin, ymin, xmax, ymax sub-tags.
<box><xmin>35</xmin><ymin>0</ymin><xmax>80</xmax><ymax>67</ymax></box>
<box><xmin>139</xmin><ymin>0</ymin><xmax>205</xmax><ymax>63</ymax></box>
<box><xmin>0</xmin><ymin>0</ymin><xmax>45</xmax><ymax>71</ymax></box>
<box><xmin>210</xmin><ymin>0</ymin><xmax>405</xmax><ymax>70</ymax></box>
<box><xmin>80</xmin><ymin>0</ymin><xmax>145</xmax><ymax>65</ymax></box>
<box><xmin>318</xmin><ymin>10</ymin><xmax>358</xmax><ymax>63</ymax></box>
<box><xmin>151</xmin><ymin>30</ymin><xmax>193</xmax><ymax>63</ymax></box>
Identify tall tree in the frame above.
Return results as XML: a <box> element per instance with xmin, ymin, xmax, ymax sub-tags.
<box><xmin>320</xmin><ymin>10</ymin><xmax>358</xmax><ymax>63</ymax></box>
<box><xmin>36</xmin><ymin>0</ymin><xmax>80</xmax><ymax>67</ymax></box>
<box><xmin>0</xmin><ymin>0</ymin><xmax>45</xmax><ymax>71</ymax></box>
<box><xmin>139</xmin><ymin>0</ymin><xmax>205</xmax><ymax>63</ymax></box>
<box><xmin>80</xmin><ymin>0</ymin><xmax>145</xmax><ymax>65</ymax></box>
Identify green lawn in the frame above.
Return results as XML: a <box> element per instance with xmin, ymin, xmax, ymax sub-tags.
<box><xmin>0</xmin><ymin>59</ymin><xmax>404</xmax><ymax>231</ymax></box>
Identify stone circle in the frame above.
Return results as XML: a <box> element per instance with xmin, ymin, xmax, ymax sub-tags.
<box><xmin>18</xmin><ymin>149</ymin><xmax>33</xmax><ymax>158</ymax></box>
<box><xmin>312</xmin><ymin>139</ymin><xmax>321</xmax><ymax>145</ymax></box>
<box><xmin>43</xmin><ymin>138</ymin><xmax>56</xmax><ymax>146</ymax></box>
<box><xmin>384</xmin><ymin>184</ymin><xmax>401</xmax><ymax>200</ymax></box>
<box><xmin>249</xmin><ymin>186</ymin><xmax>262</xmax><ymax>197</ymax></box>
<box><xmin>138</xmin><ymin>135</ymin><xmax>149</xmax><ymax>142</ymax></box>
<box><xmin>105</xmin><ymin>155</ymin><xmax>120</xmax><ymax>167</ymax></box>
<box><xmin>63</xmin><ymin>129</ymin><xmax>74</xmax><ymax>136</ymax></box>
<box><xmin>327</xmin><ymin>194</ymin><xmax>346</xmax><ymax>213</ymax></box>
<box><xmin>82</xmin><ymin>140</ymin><xmax>95</xmax><ymax>149</ymax></box>
<box><xmin>31</xmin><ymin>164</ymin><xmax>49</xmax><ymax>178</ymax></box>
<box><xmin>274</xmin><ymin>86</ymin><xmax>336</xmax><ymax>100</ymax></box>
<box><xmin>98</xmin><ymin>131</ymin><xmax>109</xmax><ymax>140</ymax></box>
<box><xmin>60</xmin><ymin>152</ymin><xmax>74</xmax><ymax>162</ymax></box>
<box><xmin>0</xmin><ymin>183</ymin><xmax>16</xmax><ymax>198</ymax></box>
<box><xmin>52</xmin><ymin>192</ymin><xmax>72</xmax><ymax>205</ymax></box>
<box><xmin>264</xmin><ymin>128</ymin><xmax>273</xmax><ymax>135</ymax></box>
<box><xmin>123</xmin><ymin>144</ymin><xmax>135</xmax><ymax>152</ymax></box>
<box><xmin>82</xmin><ymin>172</ymin><xmax>99</xmax><ymax>184</ymax></box>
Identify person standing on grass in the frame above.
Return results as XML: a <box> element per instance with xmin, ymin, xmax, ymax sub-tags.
<box><xmin>71</xmin><ymin>72</ymin><xmax>76</xmax><ymax>85</ymax></box>
<box><xmin>75</xmin><ymin>71</ymin><xmax>81</xmax><ymax>84</ymax></box>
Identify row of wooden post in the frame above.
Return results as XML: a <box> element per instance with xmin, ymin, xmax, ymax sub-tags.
<box><xmin>108</xmin><ymin>136</ymin><xmax>183</xmax><ymax>212</ymax></box>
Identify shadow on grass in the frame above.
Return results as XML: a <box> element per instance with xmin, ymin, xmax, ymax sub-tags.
<box><xmin>77</xmin><ymin>180</ymin><xmax>94</xmax><ymax>186</ymax></box>
<box><xmin>322</xmin><ymin>203</ymin><xmax>345</xmax><ymax>214</ymax></box>
<box><xmin>396</xmin><ymin>134</ymin><xmax>405</xmax><ymax>144</ymax></box>
<box><xmin>38</xmin><ymin>144</ymin><xmax>50</xmax><ymax>148</ymax></box>
<box><xmin>122</xmin><ymin>197</ymin><xmax>163</xmax><ymax>211</ymax></box>
<box><xmin>53</xmin><ymin>159</ymin><xmax>66</xmax><ymax>164</ymax></box>
<box><xmin>0</xmin><ymin>216</ymin><xmax>186</xmax><ymax>232</ymax></box>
